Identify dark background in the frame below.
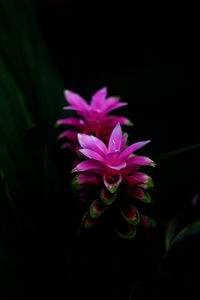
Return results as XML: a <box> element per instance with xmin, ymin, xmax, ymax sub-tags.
<box><xmin>37</xmin><ymin>0</ymin><xmax>200</xmax><ymax>214</ymax></box>
<box><xmin>0</xmin><ymin>1</ymin><xmax>200</xmax><ymax>299</ymax></box>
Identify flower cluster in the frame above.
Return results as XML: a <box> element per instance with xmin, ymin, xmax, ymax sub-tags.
<box><xmin>57</xmin><ymin>87</ymin><xmax>156</xmax><ymax>238</ymax></box>
<box><xmin>56</xmin><ymin>87</ymin><xmax>132</xmax><ymax>154</ymax></box>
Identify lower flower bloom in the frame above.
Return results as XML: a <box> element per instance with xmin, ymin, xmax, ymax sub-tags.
<box><xmin>72</xmin><ymin>123</ymin><xmax>156</xmax><ymax>238</ymax></box>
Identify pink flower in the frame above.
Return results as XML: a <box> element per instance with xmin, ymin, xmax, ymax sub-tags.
<box><xmin>72</xmin><ymin>123</ymin><xmax>156</xmax><ymax>238</ymax></box>
<box><xmin>73</xmin><ymin>123</ymin><xmax>154</xmax><ymax>192</ymax></box>
<box><xmin>56</xmin><ymin>87</ymin><xmax>132</xmax><ymax>151</ymax></box>
<box><xmin>56</xmin><ymin>86</ymin><xmax>156</xmax><ymax>238</ymax></box>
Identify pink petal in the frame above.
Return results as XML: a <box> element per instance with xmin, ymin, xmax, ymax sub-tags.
<box><xmin>63</xmin><ymin>105</ymin><xmax>78</xmax><ymax>111</ymax></box>
<box><xmin>88</xmin><ymin>109</ymin><xmax>102</xmax><ymax>120</ymax></box>
<box><xmin>108</xmin><ymin>123</ymin><xmax>122</xmax><ymax>152</ymax></box>
<box><xmin>58</xmin><ymin>130</ymin><xmax>78</xmax><ymax>142</ymax></box>
<box><xmin>107</xmin><ymin>162</ymin><xmax>127</xmax><ymax>170</ymax></box>
<box><xmin>86</xmin><ymin>168</ymin><xmax>106</xmax><ymax>176</ymax></box>
<box><xmin>91</xmin><ymin>87</ymin><xmax>107</xmax><ymax>110</ymax></box>
<box><xmin>132</xmin><ymin>171</ymin><xmax>149</xmax><ymax>183</ymax></box>
<box><xmin>104</xmin><ymin>99</ymin><xmax>128</xmax><ymax>114</ymax></box>
<box><xmin>106</xmin><ymin>150</ymin><xmax>120</xmax><ymax>165</ymax></box>
<box><xmin>127</xmin><ymin>156</ymin><xmax>155</xmax><ymax>167</ymax></box>
<box><xmin>118</xmin><ymin>140</ymin><xmax>151</xmax><ymax>162</ymax></box>
<box><xmin>76</xmin><ymin>172</ymin><xmax>102</xmax><ymax>185</ymax></box>
<box><xmin>78</xmin><ymin>134</ymin><xmax>107</xmax><ymax>155</ymax></box>
<box><xmin>123</xmin><ymin>175</ymin><xmax>140</xmax><ymax>188</ymax></box>
<box><xmin>122</xmin><ymin>164</ymin><xmax>141</xmax><ymax>177</ymax></box>
<box><xmin>79</xmin><ymin>149</ymin><xmax>106</xmax><ymax>162</ymax></box>
<box><xmin>134</xmin><ymin>175</ymin><xmax>154</xmax><ymax>190</ymax></box>
<box><xmin>62</xmin><ymin>106</ymin><xmax>88</xmax><ymax>116</ymax></box>
<box><xmin>104</xmin><ymin>96</ymin><xmax>119</xmax><ymax>106</ymax></box>
<box><xmin>56</xmin><ymin>118</ymin><xmax>86</xmax><ymax>130</ymax></box>
<box><xmin>120</xmin><ymin>133</ymin><xmax>128</xmax><ymax>150</ymax></box>
<box><xmin>103</xmin><ymin>96</ymin><xmax>127</xmax><ymax>111</ymax></box>
<box><xmin>124</xmin><ymin>173</ymin><xmax>153</xmax><ymax>189</ymax></box>
<box><xmin>72</xmin><ymin>160</ymin><xmax>106</xmax><ymax>173</ymax></box>
<box><xmin>103</xmin><ymin>116</ymin><xmax>133</xmax><ymax>127</ymax></box>
<box><xmin>64</xmin><ymin>90</ymin><xmax>90</xmax><ymax>111</ymax></box>
<box><xmin>132</xmin><ymin>187</ymin><xmax>145</xmax><ymax>200</ymax></box>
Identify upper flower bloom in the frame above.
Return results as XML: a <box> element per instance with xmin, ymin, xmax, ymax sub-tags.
<box><xmin>72</xmin><ymin>123</ymin><xmax>155</xmax><ymax>192</ymax></box>
<box><xmin>56</xmin><ymin>87</ymin><xmax>132</xmax><ymax>149</ymax></box>
<box><xmin>63</xmin><ymin>87</ymin><xmax>128</xmax><ymax>121</ymax></box>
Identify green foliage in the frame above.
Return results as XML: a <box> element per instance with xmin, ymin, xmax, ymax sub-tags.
<box><xmin>156</xmin><ymin>143</ymin><xmax>200</xmax><ymax>161</ymax></box>
<box><xmin>166</xmin><ymin>220</ymin><xmax>200</xmax><ymax>252</ymax></box>
<box><xmin>0</xmin><ymin>0</ymin><xmax>65</xmax><ymax>217</ymax></box>
<box><xmin>0</xmin><ymin>0</ymin><xmax>66</xmax><ymax>297</ymax></box>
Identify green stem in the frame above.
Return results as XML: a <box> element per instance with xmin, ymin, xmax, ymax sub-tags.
<box><xmin>156</xmin><ymin>143</ymin><xmax>200</xmax><ymax>161</ymax></box>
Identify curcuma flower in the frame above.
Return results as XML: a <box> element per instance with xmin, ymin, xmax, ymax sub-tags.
<box><xmin>56</xmin><ymin>87</ymin><xmax>132</xmax><ymax>152</ymax></box>
<box><xmin>72</xmin><ymin>123</ymin><xmax>156</xmax><ymax>238</ymax></box>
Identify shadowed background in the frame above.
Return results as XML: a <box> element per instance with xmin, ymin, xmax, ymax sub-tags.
<box><xmin>0</xmin><ymin>0</ymin><xmax>199</xmax><ymax>299</ymax></box>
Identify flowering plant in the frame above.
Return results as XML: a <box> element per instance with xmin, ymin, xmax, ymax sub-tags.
<box><xmin>1</xmin><ymin>1</ymin><xmax>199</xmax><ymax>298</ymax></box>
<box><xmin>57</xmin><ymin>88</ymin><xmax>156</xmax><ymax>238</ymax></box>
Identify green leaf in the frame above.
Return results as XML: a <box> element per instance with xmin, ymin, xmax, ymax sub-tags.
<box><xmin>156</xmin><ymin>143</ymin><xmax>200</xmax><ymax>161</ymax></box>
<box><xmin>164</xmin><ymin>198</ymin><xmax>199</xmax><ymax>252</ymax></box>
<box><xmin>165</xmin><ymin>214</ymin><xmax>182</xmax><ymax>252</ymax></box>
<box><xmin>0</xmin><ymin>0</ymin><xmax>65</xmax><ymax>141</ymax></box>
<box><xmin>169</xmin><ymin>220</ymin><xmax>200</xmax><ymax>251</ymax></box>
<box><xmin>0</xmin><ymin>0</ymin><xmax>66</xmax><ymax>234</ymax></box>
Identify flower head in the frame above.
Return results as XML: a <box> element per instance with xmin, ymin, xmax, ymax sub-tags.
<box><xmin>73</xmin><ymin>123</ymin><xmax>154</xmax><ymax>191</ymax></box>
<box><xmin>56</xmin><ymin>87</ymin><xmax>132</xmax><ymax>151</ymax></box>
<box><xmin>63</xmin><ymin>87</ymin><xmax>129</xmax><ymax>121</ymax></box>
<box><xmin>56</xmin><ymin>87</ymin><xmax>156</xmax><ymax>238</ymax></box>
<box><xmin>72</xmin><ymin>123</ymin><xmax>156</xmax><ymax>238</ymax></box>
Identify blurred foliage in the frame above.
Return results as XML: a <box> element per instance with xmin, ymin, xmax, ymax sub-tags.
<box><xmin>0</xmin><ymin>0</ymin><xmax>67</xmax><ymax>298</ymax></box>
<box><xmin>0</xmin><ymin>0</ymin><xmax>200</xmax><ymax>299</ymax></box>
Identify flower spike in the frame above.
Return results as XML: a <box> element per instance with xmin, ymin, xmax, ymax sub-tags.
<box><xmin>57</xmin><ymin>88</ymin><xmax>156</xmax><ymax>238</ymax></box>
